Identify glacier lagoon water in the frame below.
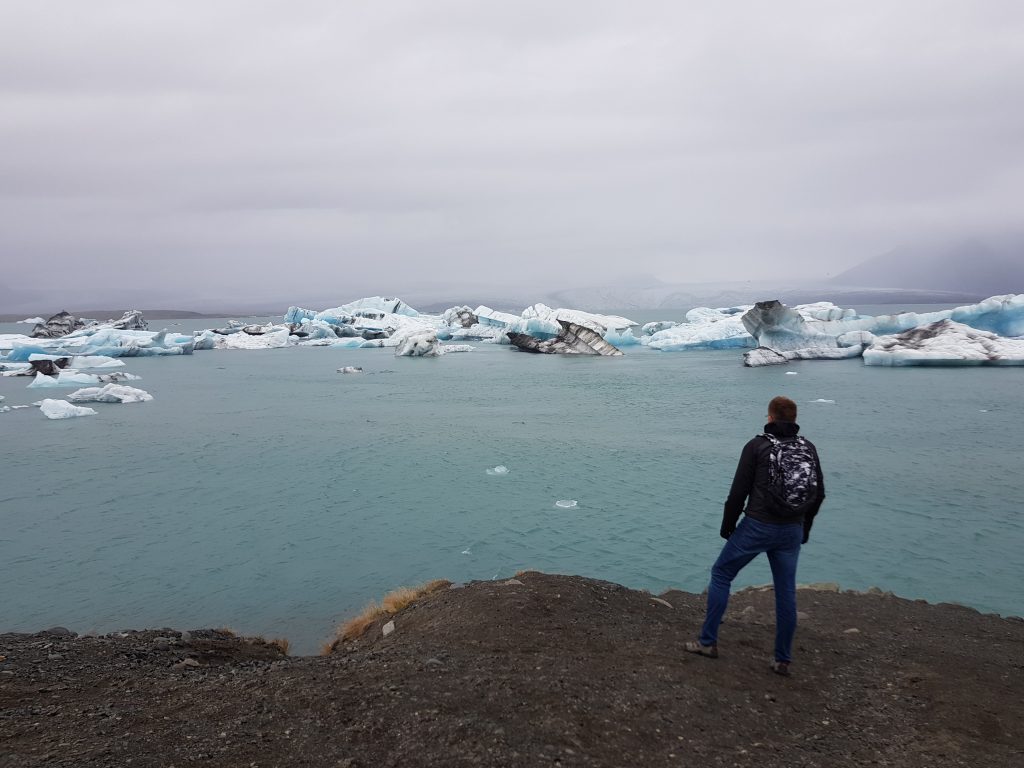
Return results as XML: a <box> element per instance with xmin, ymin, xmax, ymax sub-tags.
<box><xmin>2</xmin><ymin>311</ymin><xmax>1023</xmax><ymax>654</ymax></box>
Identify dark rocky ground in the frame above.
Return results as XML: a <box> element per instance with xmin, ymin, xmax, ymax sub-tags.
<box><xmin>2</xmin><ymin>572</ymin><xmax>1022</xmax><ymax>767</ymax></box>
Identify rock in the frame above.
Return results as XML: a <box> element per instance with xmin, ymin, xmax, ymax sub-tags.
<box><xmin>843</xmin><ymin>628</ymin><xmax>861</xmax><ymax>634</ymax></box>
<box><xmin>797</xmin><ymin>611</ymin><xmax>810</xmax><ymax>621</ymax></box>
<box><xmin>737</xmin><ymin>605</ymin><xmax>756</xmax><ymax>620</ymax></box>
<box><xmin>382</xmin><ymin>621</ymin><xmax>396</xmax><ymax>638</ymax></box>
<box><xmin>39</xmin><ymin>626</ymin><xmax>75</xmax><ymax>638</ymax></box>
<box><xmin>503</xmin><ymin>579</ymin><xmax>524</xmax><ymax>586</ymax></box>
<box><xmin>172</xmin><ymin>658</ymin><xmax>200</xmax><ymax>669</ymax></box>
<box><xmin>153</xmin><ymin>638</ymin><xmax>171</xmax><ymax>651</ymax></box>
<box><xmin>425</xmin><ymin>658</ymin><xmax>443</xmax><ymax>667</ymax></box>
<box><xmin>649</xmin><ymin>597</ymin><xmax>673</xmax><ymax>609</ymax></box>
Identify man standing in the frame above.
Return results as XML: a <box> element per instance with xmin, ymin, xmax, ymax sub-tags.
<box><xmin>685</xmin><ymin>395</ymin><xmax>825</xmax><ymax>676</ymax></box>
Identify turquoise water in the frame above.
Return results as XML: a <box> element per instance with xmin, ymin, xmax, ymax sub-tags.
<box><xmin>2</xmin><ymin>312</ymin><xmax>1022</xmax><ymax>654</ymax></box>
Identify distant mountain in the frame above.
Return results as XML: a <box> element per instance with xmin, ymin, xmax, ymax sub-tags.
<box><xmin>830</xmin><ymin>237</ymin><xmax>1024</xmax><ymax>296</ymax></box>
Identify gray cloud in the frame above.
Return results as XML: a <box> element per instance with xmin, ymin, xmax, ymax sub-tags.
<box><xmin>2</xmin><ymin>1</ymin><xmax>1023</xmax><ymax>308</ymax></box>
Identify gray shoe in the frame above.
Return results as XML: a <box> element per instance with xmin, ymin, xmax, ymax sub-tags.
<box><xmin>683</xmin><ymin>640</ymin><xmax>718</xmax><ymax>658</ymax></box>
<box><xmin>769</xmin><ymin>659</ymin><xmax>790</xmax><ymax>676</ymax></box>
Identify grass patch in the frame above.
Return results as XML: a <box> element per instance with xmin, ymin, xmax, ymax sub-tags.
<box><xmin>268</xmin><ymin>637</ymin><xmax>290</xmax><ymax>656</ymax></box>
<box><xmin>323</xmin><ymin>579</ymin><xmax>452</xmax><ymax>654</ymax></box>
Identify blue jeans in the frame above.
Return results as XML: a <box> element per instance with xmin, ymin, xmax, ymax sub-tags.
<box><xmin>699</xmin><ymin>517</ymin><xmax>802</xmax><ymax>663</ymax></box>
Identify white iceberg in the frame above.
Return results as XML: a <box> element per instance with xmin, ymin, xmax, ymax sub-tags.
<box><xmin>26</xmin><ymin>372</ymin><xmax>61</xmax><ymax>388</ymax></box>
<box><xmin>218</xmin><ymin>328</ymin><xmax>292</xmax><ymax>350</ymax></box>
<box><xmin>67</xmin><ymin>384</ymin><xmax>153</xmax><ymax>403</ymax></box>
<box><xmin>645</xmin><ymin>306</ymin><xmax>754</xmax><ymax>350</ymax></box>
<box><xmin>473</xmin><ymin>305</ymin><xmax>520</xmax><ymax>328</ymax></box>
<box><xmin>19</xmin><ymin>317</ymin><xmax>44</xmax><ymax>324</ymax></box>
<box><xmin>394</xmin><ymin>331</ymin><xmax>441</xmax><ymax>357</ymax></box>
<box><xmin>641</xmin><ymin>321</ymin><xmax>679</xmax><ymax>336</ymax></box>
<box><xmin>863</xmin><ymin>319</ymin><xmax>1024</xmax><ymax>366</ymax></box>
<box><xmin>337</xmin><ymin>366</ymin><xmax>363</xmax><ymax>374</ymax></box>
<box><xmin>441</xmin><ymin>344</ymin><xmax>475</xmax><ymax>353</ymax></box>
<box><xmin>506</xmin><ymin>304</ymin><xmax>638</xmax><ymax>345</ymax></box>
<box><xmin>69</xmin><ymin>355</ymin><xmax>125</xmax><ymax>369</ymax></box>
<box><xmin>38</xmin><ymin>398</ymin><xmax>98</xmax><ymax>419</ymax></box>
<box><xmin>486</xmin><ymin>465</ymin><xmax>509</xmax><ymax>476</ymax></box>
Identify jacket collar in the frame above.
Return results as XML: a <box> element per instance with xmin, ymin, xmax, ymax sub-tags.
<box><xmin>765</xmin><ymin>420</ymin><xmax>800</xmax><ymax>438</ymax></box>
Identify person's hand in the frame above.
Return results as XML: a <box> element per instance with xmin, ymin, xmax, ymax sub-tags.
<box><xmin>720</xmin><ymin>525</ymin><xmax>735</xmax><ymax>540</ymax></box>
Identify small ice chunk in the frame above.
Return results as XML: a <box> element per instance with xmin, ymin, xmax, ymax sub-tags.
<box><xmin>38</xmin><ymin>399</ymin><xmax>98</xmax><ymax>419</ymax></box>
<box><xmin>337</xmin><ymin>366</ymin><xmax>363</xmax><ymax>374</ymax></box>
<box><xmin>554</xmin><ymin>499</ymin><xmax>578</xmax><ymax>509</ymax></box>
<box><xmin>27</xmin><ymin>372</ymin><xmax>60</xmax><ymax>388</ymax></box>
<box><xmin>485</xmin><ymin>465</ymin><xmax>509</xmax><ymax>476</ymax></box>
<box><xmin>67</xmin><ymin>384</ymin><xmax>153</xmax><ymax>403</ymax></box>
<box><xmin>785</xmin><ymin>371</ymin><xmax>798</xmax><ymax>375</ymax></box>
<box><xmin>19</xmin><ymin>317</ymin><xmax>45</xmax><ymax>324</ymax></box>
<box><xmin>441</xmin><ymin>344</ymin><xmax>475</xmax><ymax>353</ymax></box>
<box><xmin>810</xmin><ymin>399</ymin><xmax>836</xmax><ymax>404</ymax></box>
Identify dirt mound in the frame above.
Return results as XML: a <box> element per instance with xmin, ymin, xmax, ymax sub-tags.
<box><xmin>2</xmin><ymin>572</ymin><xmax>1022</xmax><ymax>767</ymax></box>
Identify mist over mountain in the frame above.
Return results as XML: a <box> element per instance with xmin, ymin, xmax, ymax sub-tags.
<box><xmin>830</xmin><ymin>236</ymin><xmax>1024</xmax><ymax>296</ymax></box>
<box><xmin>3</xmin><ymin>237</ymin><xmax>1020</xmax><ymax>318</ymax></box>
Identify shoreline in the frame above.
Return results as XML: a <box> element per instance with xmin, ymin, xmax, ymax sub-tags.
<box><xmin>3</xmin><ymin>572</ymin><xmax>1022</xmax><ymax>766</ymax></box>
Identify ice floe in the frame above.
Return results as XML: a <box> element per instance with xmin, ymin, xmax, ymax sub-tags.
<box><xmin>486</xmin><ymin>465</ymin><xmax>510</xmax><ymax>476</ymax></box>
<box><xmin>37</xmin><ymin>399</ymin><xmax>97</xmax><ymax>419</ymax></box>
<box><xmin>19</xmin><ymin>317</ymin><xmax>44</xmax><ymax>324</ymax></box>
<box><xmin>67</xmin><ymin>384</ymin><xmax>153</xmax><ymax>403</ymax></box>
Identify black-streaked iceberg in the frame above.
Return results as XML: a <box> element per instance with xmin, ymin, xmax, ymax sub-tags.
<box><xmin>863</xmin><ymin>319</ymin><xmax>1024</xmax><ymax>366</ymax></box>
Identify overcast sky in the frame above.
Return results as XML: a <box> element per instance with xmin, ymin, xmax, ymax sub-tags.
<box><xmin>2</xmin><ymin>1</ymin><xmax>1023</xmax><ymax>305</ymax></box>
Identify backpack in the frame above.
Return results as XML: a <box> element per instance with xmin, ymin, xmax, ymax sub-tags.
<box><xmin>762</xmin><ymin>433</ymin><xmax>819</xmax><ymax>516</ymax></box>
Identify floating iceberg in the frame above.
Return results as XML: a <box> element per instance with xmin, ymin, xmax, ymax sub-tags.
<box><xmin>30</xmin><ymin>310</ymin><xmax>148</xmax><ymax>339</ymax></box>
<box><xmin>38</xmin><ymin>399</ymin><xmax>97</xmax><ymax>419</ymax></box>
<box><xmin>394</xmin><ymin>331</ymin><xmax>441</xmax><ymax>357</ymax></box>
<box><xmin>508</xmin><ymin>320</ymin><xmax>624</xmax><ymax>356</ymax></box>
<box><xmin>554</xmin><ymin>499</ymin><xmax>578</xmax><ymax>509</ymax></box>
<box><xmin>743</xmin><ymin>345</ymin><xmax>864</xmax><ymax>366</ymax></box>
<box><xmin>337</xmin><ymin>366</ymin><xmax>363</xmax><ymax>374</ymax></box>
<box><xmin>441</xmin><ymin>306</ymin><xmax>479</xmax><ymax>328</ymax></box>
<box><xmin>486</xmin><ymin>465</ymin><xmax>509</xmax><ymax>476</ymax></box>
<box><xmin>68</xmin><ymin>355</ymin><xmax>125</xmax><ymax>369</ymax></box>
<box><xmin>285</xmin><ymin>297</ymin><xmax>420</xmax><ymax>326</ymax></box>
<box><xmin>67</xmin><ymin>384</ymin><xmax>153</xmax><ymax>403</ymax></box>
<box><xmin>19</xmin><ymin>317</ymin><xmax>44</xmax><ymax>324</ymax></box>
<box><xmin>863</xmin><ymin>320</ymin><xmax>1024</xmax><ymax>366</ymax></box>
<box><xmin>641</xmin><ymin>321</ymin><xmax>678</xmax><ymax>336</ymax></box>
<box><xmin>504</xmin><ymin>304</ymin><xmax>637</xmax><ymax>346</ymax></box>
<box><xmin>740</xmin><ymin>295</ymin><xmax>1024</xmax><ymax>365</ymax></box>
<box><xmin>473</xmin><ymin>305</ymin><xmax>520</xmax><ymax>328</ymax></box>
<box><xmin>645</xmin><ymin>306</ymin><xmax>755</xmax><ymax>350</ymax></box>
<box><xmin>218</xmin><ymin>328</ymin><xmax>291</xmax><ymax>350</ymax></box>
<box><xmin>441</xmin><ymin>344</ymin><xmax>475</xmax><ymax>353</ymax></box>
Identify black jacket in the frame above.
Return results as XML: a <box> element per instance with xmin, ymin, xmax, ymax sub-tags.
<box><xmin>721</xmin><ymin>420</ymin><xmax>825</xmax><ymax>543</ymax></box>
